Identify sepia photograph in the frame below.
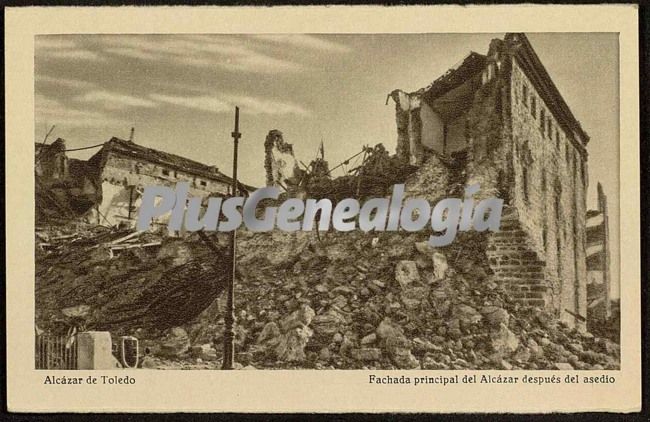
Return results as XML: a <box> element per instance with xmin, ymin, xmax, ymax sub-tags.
<box><xmin>5</xmin><ymin>5</ymin><xmax>640</xmax><ymax>414</ymax></box>
<box><xmin>33</xmin><ymin>31</ymin><xmax>620</xmax><ymax>371</ymax></box>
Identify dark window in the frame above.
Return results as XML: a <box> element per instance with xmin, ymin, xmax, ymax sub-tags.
<box><xmin>200</xmin><ymin>180</ymin><xmax>207</xmax><ymax>187</ymax></box>
<box><xmin>162</xmin><ymin>169</ymin><xmax>170</xmax><ymax>176</ymax></box>
<box><xmin>556</xmin><ymin>237</ymin><xmax>562</xmax><ymax>276</ymax></box>
<box><xmin>543</xmin><ymin>227</ymin><xmax>547</xmax><ymax>248</ymax></box>
<box><xmin>523</xmin><ymin>166</ymin><xmax>529</xmax><ymax>202</ymax></box>
<box><xmin>174</xmin><ymin>171</ymin><xmax>178</xmax><ymax>178</ymax></box>
<box><xmin>540</xmin><ymin>109</ymin><xmax>545</xmax><ymax>133</ymax></box>
<box><xmin>522</xmin><ymin>84</ymin><xmax>528</xmax><ymax>107</ymax></box>
<box><xmin>547</xmin><ymin>119</ymin><xmax>552</xmax><ymax>139</ymax></box>
<box><xmin>530</xmin><ymin>96</ymin><xmax>536</xmax><ymax>117</ymax></box>
<box><xmin>555</xmin><ymin>130</ymin><xmax>560</xmax><ymax>149</ymax></box>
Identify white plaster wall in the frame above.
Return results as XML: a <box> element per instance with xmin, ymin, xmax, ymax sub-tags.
<box><xmin>420</xmin><ymin>101</ymin><xmax>444</xmax><ymax>153</ymax></box>
<box><xmin>95</xmin><ymin>153</ymin><xmax>230</xmax><ymax>230</ymax></box>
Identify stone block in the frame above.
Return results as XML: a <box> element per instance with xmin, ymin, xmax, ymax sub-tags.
<box><xmin>395</xmin><ymin>261</ymin><xmax>419</xmax><ymax>288</ymax></box>
<box><xmin>77</xmin><ymin>331</ymin><xmax>121</xmax><ymax>370</ymax></box>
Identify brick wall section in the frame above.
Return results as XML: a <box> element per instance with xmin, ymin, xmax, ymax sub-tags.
<box><xmin>487</xmin><ymin>207</ymin><xmax>550</xmax><ymax>307</ymax></box>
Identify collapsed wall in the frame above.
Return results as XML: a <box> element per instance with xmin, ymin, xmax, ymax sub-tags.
<box><xmin>264</xmin><ymin>130</ymin><xmax>299</xmax><ymax>189</ymax></box>
<box><xmin>388</xmin><ymin>34</ymin><xmax>590</xmax><ymax>330</ymax></box>
<box><xmin>36</xmin><ymin>138</ymin><xmax>102</xmax><ymax>224</ymax></box>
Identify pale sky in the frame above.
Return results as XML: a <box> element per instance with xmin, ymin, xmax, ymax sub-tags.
<box><xmin>34</xmin><ymin>33</ymin><xmax>620</xmax><ymax>297</ymax></box>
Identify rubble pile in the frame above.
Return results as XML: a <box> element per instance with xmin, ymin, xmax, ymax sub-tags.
<box><xmin>36</xmin><ymin>220</ymin><xmax>620</xmax><ymax>371</ymax></box>
<box><xmin>218</xmin><ymin>229</ymin><xmax>620</xmax><ymax>370</ymax></box>
<box><xmin>36</xmin><ymin>227</ymin><xmax>228</xmax><ymax>339</ymax></box>
<box><xmin>301</xmin><ymin>144</ymin><xmax>419</xmax><ymax>202</ymax></box>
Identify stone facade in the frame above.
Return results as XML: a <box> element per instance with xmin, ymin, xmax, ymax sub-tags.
<box><xmin>509</xmin><ymin>54</ymin><xmax>588</xmax><ymax>328</ymax></box>
<box><xmin>391</xmin><ymin>33</ymin><xmax>590</xmax><ymax>329</ymax></box>
<box><xmin>86</xmin><ymin>138</ymin><xmax>238</xmax><ymax>230</ymax></box>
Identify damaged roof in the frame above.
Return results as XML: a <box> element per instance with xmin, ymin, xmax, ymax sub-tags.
<box><xmin>404</xmin><ymin>33</ymin><xmax>589</xmax><ymax>151</ymax></box>
<box><xmin>93</xmin><ymin>137</ymin><xmax>255</xmax><ymax>192</ymax></box>
<box><xmin>417</xmin><ymin>51</ymin><xmax>487</xmax><ymax>105</ymax></box>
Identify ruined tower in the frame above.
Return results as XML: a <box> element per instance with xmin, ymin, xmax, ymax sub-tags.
<box><xmin>390</xmin><ymin>33</ymin><xmax>590</xmax><ymax>329</ymax></box>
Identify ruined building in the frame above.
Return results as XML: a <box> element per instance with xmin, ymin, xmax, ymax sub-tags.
<box><xmin>37</xmin><ymin>137</ymin><xmax>249</xmax><ymax>229</ymax></box>
<box><xmin>36</xmin><ymin>138</ymin><xmax>102</xmax><ymax>221</ymax></box>
<box><xmin>264</xmin><ymin>129</ymin><xmax>299</xmax><ymax>189</ymax></box>
<box><xmin>586</xmin><ymin>183</ymin><xmax>612</xmax><ymax>328</ymax></box>
<box><xmin>389</xmin><ymin>33</ymin><xmax>590</xmax><ymax>329</ymax></box>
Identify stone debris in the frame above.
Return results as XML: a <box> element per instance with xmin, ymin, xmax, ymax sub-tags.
<box><xmin>432</xmin><ymin>252</ymin><xmax>448</xmax><ymax>281</ymax></box>
<box><xmin>395</xmin><ymin>261</ymin><xmax>419</xmax><ymax>289</ymax></box>
<box><xmin>36</xmin><ymin>219</ymin><xmax>620</xmax><ymax>370</ymax></box>
<box><xmin>158</xmin><ymin>327</ymin><xmax>190</xmax><ymax>358</ymax></box>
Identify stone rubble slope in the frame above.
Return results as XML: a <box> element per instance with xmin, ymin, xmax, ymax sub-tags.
<box><xmin>36</xmin><ymin>224</ymin><xmax>620</xmax><ymax>370</ymax></box>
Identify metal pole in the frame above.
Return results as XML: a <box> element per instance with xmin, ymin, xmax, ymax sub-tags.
<box><xmin>222</xmin><ymin>106</ymin><xmax>240</xmax><ymax>370</ymax></box>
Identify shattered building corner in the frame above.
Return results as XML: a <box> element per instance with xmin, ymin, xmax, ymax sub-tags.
<box><xmin>264</xmin><ymin>129</ymin><xmax>299</xmax><ymax>189</ymax></box>
<box><xmin>388</xmin><ymin>33</ymin><xmax>591</xmax><ymax>330</ymax></box>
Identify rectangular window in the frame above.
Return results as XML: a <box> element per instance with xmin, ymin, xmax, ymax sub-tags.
<box><xmin>555</xmin><ymin>130</ymin><xmax>560</xmax><ymax>149</ymax></box>
<box><xmin>200</xmin><ymin>180</ymin><xmax>207</xmax><ymax>187</ymax></box>
<box><xmin>162</xmin><ymin>169</ymin><xmax>170</xmax><ymax>176</ymax></box>
<box><xmin>540</xmin><ymin>109</ymin><xmax>545</xmax><ymax>133</ymax></box>
<box><xmin>547</xmin><ymin>119</ymin><xmax>552</xmax><ymax>139</ymax></box>
<box><xmin>523</xmin><ymin>166</ymin><xmax>529</xmax><ymax>202</ymax></box>
<box><xmin>555</xmin><ymin>189</ymin><xmax>561</xmax><ymax>222</ymax></box>
<box><xmin>530</xmin><ymin>96</ymin><xmax>536</xmax><ymax>117</ymax></box>
<box><xmin>557</xmin><ymin>237</ymin><xmax>562</xmax><ymax>277</ymax></box>
<box><xmin>522</xmin><ymin>84</ymin><xmax>528</xmax><ymax>107</ymax></box>
<box><xmin>174</xmin><ymin>171</ymin><xmax>178</xmax><ymax>178</ymax></box>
